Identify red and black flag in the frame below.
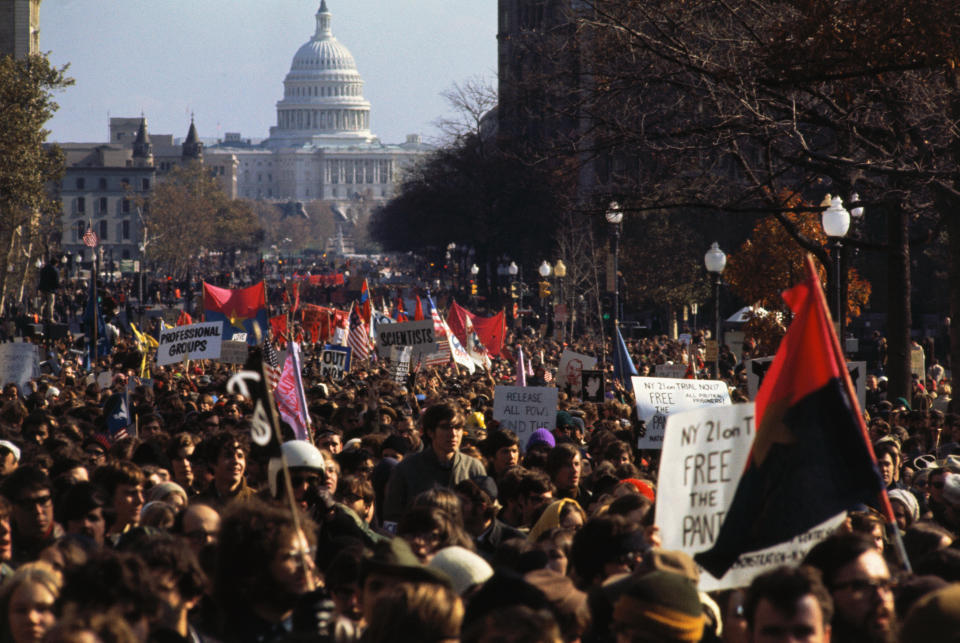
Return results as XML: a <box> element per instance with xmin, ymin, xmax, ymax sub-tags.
<box><xmin>695</xmin><ymin>256</ymin><xmax>887</xmax><ymax>579</ymax></box>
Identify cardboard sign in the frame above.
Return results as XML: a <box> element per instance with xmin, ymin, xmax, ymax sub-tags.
<box><xmin>375</xmin><ymin>320</ymin><xmax>439</xmax><ymax>361</ymax></box>
<box><xmin>156</xmin><ymin>322</ymin><xmax>223</xmax><ymax>366</ymax></box>
<box><xmin>0</xmin><ymin>343</ymin><xmax>40</xmax><ymax>394</ymax></box>
<box><xmin>320</xmin><ymin>345</ymin><xmax>351</xmax><ymax>380</ymax></box>
<box><xmin>656</xmin><ymin>403</ymin><xmax>845</xmax><ymax>590</ymax></box>
<box><xmin>581</xmin><ymin>370</ymin><xmax>604</xmax><ymax>403</ymax></box>
<box><xmin>493</xmin><ymin>386</ymin><xmax>558</xmax><ymax>448</ymax></box>
<box><xmin>558</xmin><ymin>350</ymin><xmax>597</xmax><ymax>397</ymax></box>
<box><xmin>655</xmin><ymin>363</ymin><xmax>688</xmax><ymax>379</ymax></box>
<box><xmin>747</xmin><ymin>358</ymin><xmax>867</xmax><ymax>410</ymax></box>
<box><xmin>218</xmin><ymin>340</ymin><xmax>250</xmax><ymax>365</ymax></box>
<box><xmin>631</xmin><ymin>376</ymin><xmax>731</xmax><ymax>448</ymax></box>
<box><xmin>390</xmin><ymin>346</ymin><xmax>413</xmax><ymax>383</ymax></box>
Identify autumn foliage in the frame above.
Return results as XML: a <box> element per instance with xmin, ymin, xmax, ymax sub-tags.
<box><xmin>724</xmin><ymin>200</ymin><xmax>871</xmax><ymax>352</ymax></box>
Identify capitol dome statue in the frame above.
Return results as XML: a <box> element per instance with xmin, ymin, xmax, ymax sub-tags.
<box><xmin>267</xmin><ymin>0</ymin><xmax>376</xmax><ymax>148</ymax></box>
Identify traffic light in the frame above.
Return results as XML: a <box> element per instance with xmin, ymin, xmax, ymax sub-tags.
<box><xmin>510</xmin><ymin>282</ymin><xmax>518</xmax><ymax>299</ymax></box>
<box><xmin>539</xmin><ymin>281</ymin><xmax>551</xmax><ymax>299</ymax></box>
<box><xmin>470</xmin><ymin>281</ymin><xmax>478</xmax><ymax>295</ymax></box>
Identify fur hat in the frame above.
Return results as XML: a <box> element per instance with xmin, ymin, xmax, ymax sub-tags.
<box><xmin>887</xmin><ymin>489</ymin><xmax>919</xmax><ymax>524</ymax></box>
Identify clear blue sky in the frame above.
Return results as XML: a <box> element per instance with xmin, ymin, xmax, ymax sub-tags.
<box><xmin>40</xmin><ymin>1</ymin><xmax>497</xmax><ymax>145</ymax></box>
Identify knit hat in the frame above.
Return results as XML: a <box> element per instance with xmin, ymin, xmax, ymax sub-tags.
<box><xmin>148</xmin><ymin>481</ymin><xmax>188</xmax><ymax>506</ymax></box>
<box><xmin>621</xmin><ymin>478</ymin><xmax>656</xmax><ymax>502</ymax></box>
<box><xmin>556</xmin><ymin>411</ymin><xmax>574</xmax><ymax>429</ymax></box>
<box><xmin>942</xmin><ymin>473</ymin><xmax>960</xmax><ymax>508</ymax></box>
<box><xmin>901</xmin><ymin>583</ymin><xmax>960</xmax><ymax>643</ymax></box>
<box><xmin>527</xmin><ymin>428</ymin><xmax>556</xmax><ymax>451</ymax></box>
<box><xmin>428</xmin><ymin>546</ymin><xmax>494</xmax><ymax>596</ymax></box>
<box><xmin>887</xmin><ymin>489</ymin><xmax>919</xmax><ymax>524</ymax></box>
<box><xmin>611</xmin><ymin>571</ymin><xmax>705</xmax><ymax>642</ymax></box>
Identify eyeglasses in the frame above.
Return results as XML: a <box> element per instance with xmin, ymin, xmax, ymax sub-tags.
<box><xmin>833</xmin><ymin>577</ymin><xmax>894</xmax><ymax>595</ymax></box>
<box><xmin>17</xmin><ymin>493</ymin><xmax>52</xmax><ymax>508</ymax></box>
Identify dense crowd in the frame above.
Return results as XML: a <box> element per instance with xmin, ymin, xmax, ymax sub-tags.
<box><xmin>1</xmin><ymin>292</ymin><xmax>960</xmax><ymax>643</ymax></box>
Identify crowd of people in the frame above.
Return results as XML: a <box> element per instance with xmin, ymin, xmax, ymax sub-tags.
<box><xmin>1</xmin><ymin>276</ymin><xmax>960</xmax><ymax>643</ymax></box>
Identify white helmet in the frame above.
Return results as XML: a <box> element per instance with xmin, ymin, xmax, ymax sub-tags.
<box><xmin>268</xmin><ymin>440</ymin><xmax>326</xmax><ymax>497</ymax></box>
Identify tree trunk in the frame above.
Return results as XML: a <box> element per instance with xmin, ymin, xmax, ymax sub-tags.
<box><xmin>886</xmin><ymin>205</ymin><xmax>911</xmax><ymax>402</ymax></box>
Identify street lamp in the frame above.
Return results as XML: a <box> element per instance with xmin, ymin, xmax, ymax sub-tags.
<box><xmin>704</xmin><ymin>242</ymin><xmax>726</xmax><ymax>379</ymax></box>
<box><xmin>538</xmin><ymin>260</ymin><xmax>551</xmax><ymax>278</ymax></box>
<box><xmin>554</xmin><ymin>260</ymin><xmax>567</xmax><ymax>339</ymax></box>
<box><xmin>605</xmin><ymin>201</ymin><xmax>623</xmax><ymax>325</ymax></box>
<box><xmin>822</xmin><ymin>195</ymin><xmax>851</xmax><ymax>347</ymax></box>
<box><xmin>508</xmin><ymin>261</ymin><xmax>521</xmax><ymax>320</ymax></box>
<box><xmin>470</xmin><ymin>263</ymin><xmax>479</xmax><ymax>276</ymax></box>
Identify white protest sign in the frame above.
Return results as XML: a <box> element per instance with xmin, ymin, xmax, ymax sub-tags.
<box><xmin>631</xmin><ymin>376</ymin><xmax>731</xmax><ymax>448</ymax></box>
<box><xmin>218</xmin><ymin>340</ymin><xmax>249</xmax><ymax>365</ymax></box>
<box><xmin>375</xmin><ymin>320</ymin><xmax>439</xmax><ymax>361</ymax></box>
<box><xmin>656</xmin><ymin>403</ymin><xmax>845</xmax><ymax>591</ymax></box>
<box><xmin>557</xmin><ymin>350</ymin><xmax>597</xmax><ymax>397</ymax></box>
<box><xmin>96</xmin><ymin>371</ymin><xmax>114</xmax><ymax>391</ymax></box>
<box><xmin>0</xmin><ymin>343</ymin><xmax>40</xmax><ymax>394</ymax></box>
<box><xmin>320</xmin><ymin>345</ymin><xmax>351</xmax><ymax>380</ymax></box>
<box><xmin>655</xmin><ymin>363</ymin><xmax>688</xmax><ymax>379</ymax></box>
<box><xmin>231</xmin><ymin>332</ymin><xmax>247</xmax><ymax>343</ymax></box>
<box><xmin>156</xmin><ymin>322</ymin><xmax>223</xmax><ymax>366</ymax></box>
<box><xmin>391</xmin><ymin>345</ymin><xmax>412</xmax><ymax>383</ymax></box>
<box><xmin>747</xmin><ymin>358</ymin><xmax>867</xmax><ymax>410</ymax></box>
<box><xmin>493</xmin><ymin>386</ymin><xmax>558</xmax><ymax>448</ymax></box>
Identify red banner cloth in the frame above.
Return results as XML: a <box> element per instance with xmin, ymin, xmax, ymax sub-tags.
<box><xmin>446</xmin><ymin>302</ymin><xmax>507</xmax><ymax>358</ymax></box>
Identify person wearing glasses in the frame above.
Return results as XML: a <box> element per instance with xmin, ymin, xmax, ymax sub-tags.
<box><xmin>804</xmin><ymin>532</ymin><xmax>897</xmax><ymax>643</ymax></box>
<box><xmin>382</xmin><ymin>403</ymin><xmax>487</xmax><ymax>528</ymax></box>
<box><xmin>0</xmin><ymin>466</ymin><xmax>63</xmax><ymax>566</ymax></box>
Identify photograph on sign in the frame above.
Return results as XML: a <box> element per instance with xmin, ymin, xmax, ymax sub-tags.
<box><xmin>656</xmin><ymin>403</ymin><xmax>844</xmax><ymax>591</ymax></box>
<box><xmin>374</xmin><ymin>320</ymin><xmax>438</xmax><ymax>361</ymax></box>
<box><xmin>218</xmin><ymin>340</ymin><xmax>250</xmax><ymax>365</ymax></box>
<box><xmin>156</xmin><ymin>322</ymin><xmax>223</xmax><ymax>366</ymax></box>
<box><xmin>631</xmin><ymin>376</ymin><xmax>731</xmax><ymax>448</ymax></box>
<box><xmin>558</xmin><ymin>349</ymin><xmax>597</xmax><ymax>397</ymax></box>
<box><xmin>492</xmin><ymin>386</ymin><xmax>559</xmax><ymax>448</ymax></box>
<box><xmin>580</xmin><ymin>370</ymin><xmax>604</xmax><ymax>403</ymax></box>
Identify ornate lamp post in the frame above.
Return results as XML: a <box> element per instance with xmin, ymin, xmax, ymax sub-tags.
<box><xmin>605</xmin><ymin>201</ymin><xmax>623</xmax><ymax>325</ymax></box>
<box><xmin>822</xmin><ymin>195</ymin><xmax>851</xmax><ymax>349</ymax></box>
<box><xmin>704</xmin><ymin>242</ymin><xmax>726</xmax><ymax>378</ymax></box>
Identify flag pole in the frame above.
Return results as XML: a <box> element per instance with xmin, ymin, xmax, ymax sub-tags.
<box><xmin>805</xmin><ymin>255</ymin><xmax>911</xmax><ymax>572</ymax></box>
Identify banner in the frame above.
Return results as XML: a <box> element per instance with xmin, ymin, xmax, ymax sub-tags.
<box><xmin>493</xmin><ymin>385</ymin><xmax>559</xmax><ymax>448</ymax></box>
<box><xmin>631</xmin><ymin>376</ymin><xmax>731</xmax><ymax>448</ymax></box>
<box><xmin>656</xmin><ymin>403</ymin><xmax>845</xmax><ymax>591</ymax></box>
<box><xmin>446</xmin><ymin>302</ymin><xmax>507</xmax><ymax>357</ymax></box>
<box><xmin>156</xmin><ymin>322</ymin><xmax>223</xmax><ymax>366</ymax></box>
<box><xmin>747</xmin><ymin>357</ymin><xmax>867</xmax><ymax>410</ymax></box>
<box><xmin>0</xmin><ymin>343</ymin><xmax>40</xmax><ymax>394</ymax></box>
<box><xmin>558</xmin><ymin>350</ymin><xmax>597</xmax><ymax>397</ymax></box>
<box><xmin>202</xmin><ymin>281</ymin><xmax>268</xmax><ymax>345</ymax></box>
<box><xmin>319</xmin><ymin>345</ymin><xmax>351</xmax><ymax>380</ymax></box>
<box><xmin>375</xmin><ymin>320</ymin><xmax>439</xmax><ymax>361</ymax></box>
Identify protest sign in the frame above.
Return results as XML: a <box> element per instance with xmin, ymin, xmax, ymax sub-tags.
<box><xmin>320</xmin><ymin>345</ymin><xmax>351</xmax><ymax>380</ymax></box>
<box><xmin>493</xmin><ymin>386</ymin><xmax>558</xmax><ymax>447</ymax></box>
<box><xmin>218</xmin><ymin>340</ymin><xmax>250</xmax><ymax>365</ymax></box>
<box><xmin>0</xmin><ymin>343</ymin><xmax>40</xmax><ymax>394</ymax></box>
<box><xmin>558</xmin><ymin>350</ymin><xmax>597</xmax><ymax>397</ymax></box>
<box><xmin>581</xmin><ymin>370</ymin><xmax>604</xmax><ymax>403</ymax></box>
<box><xmin>656</xmin><ymin>403</ymin><xmax>845</xmax><ymax>590</ymax></box>
<box><xmin>631</xmin><ymin>376</ymin><xmax>731</xmax><ymax>448</ymax></box>
<box><xmin>654</xmin><ymin>363</ymin><xmax>687</xmax><ymax>379</ymax></box>
<box><xmin>390</xmin><ymin>346</ymin><xmax>413</xmax><ymax>383</ymax></box>
<box><xmin>747</xmin><ymin>358</ymin><xmax>867</xmax><ymax>409</ymax></box>
<box><xmin>96</xmin><ymin>371</ymin><xmax>114</xmax><ymax>391</ymax></box>
<box><xmin>156</xmin><ymin>322</ymin><xmax>223</xmax><ymax>366</ymax></box>
<box><xmin>374</xmin><ymin>320</ymin><xmax>439</xmax><ymax>361</ymax></box>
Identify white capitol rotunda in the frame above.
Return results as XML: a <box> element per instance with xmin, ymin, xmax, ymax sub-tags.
<box><xmin>212</xmin><ymin>1</ymin><xmax>430</xmax><ymax>203</ymax></box>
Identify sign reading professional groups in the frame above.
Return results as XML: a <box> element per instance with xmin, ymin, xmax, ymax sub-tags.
<box><xmin>655</xmin><ymin>403</ymin><xmax>844</xmax><ymax>591</ymax></box>
<box><xmin>631</xmin><ymin>376</ymin><xmax>731</xmax><ymax>448</ymax></box>
<box><xmin>157</xmin><ymin>322</ymin><xmax>223</xmax><ymax>366</ymax></box>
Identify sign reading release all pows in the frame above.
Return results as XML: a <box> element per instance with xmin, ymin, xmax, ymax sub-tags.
<box><xmin>493</xmin><ymin>386</ymin><xmax>558</xmax><ymax>448</ymax></box>
<box><xmin>655</xmin><ymin>403</ymin><xmax>845</xmax><ymax>591</ymax></box>
<box><xmin>157</xmin><ymin>322</ymin><xmax>223</xmax><ymax>366</ymax></box>
<box><xmin>631</xmin><ymin>376</ymin><xmax>731</xmax><ymax>448</ymax></box>
<box><xmin>374</xmin><ymin>320</ymin><xmax>438</xmax><ymax>362</ymax></box>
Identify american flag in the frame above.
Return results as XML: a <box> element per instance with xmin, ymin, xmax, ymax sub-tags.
<box><xmin>423</xmin><ymin>294</ymin><xmax>451</xmax><ymax>367</ymax></box>
<box><xmin>348</xmin><ymin>307</ymin><xmax>371</xmax><ymax>361</ymax></box>
<box><xmin>263</xmin><ymin>341</ymin><xmax>283</xmax><ymax>391</ymax></box>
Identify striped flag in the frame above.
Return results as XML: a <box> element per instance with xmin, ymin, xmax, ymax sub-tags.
<box><xmin>263</xmin><ymin>341</ymin><xmax>283</xmax><ymax>391</ymax></box>
<box><xmin>348</xmin><ymin>307</ymin><xmax>371</xmax><ymax>361</ymax></box>
<box><xmin>422</xmin><ymin>294</ymin><xmax>451</xmax><ymax>367</ymax></box>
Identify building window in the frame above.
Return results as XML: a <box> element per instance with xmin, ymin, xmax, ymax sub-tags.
<box><xmin>76</xmin><ymin>177</ymin><xmax>85</xmax><ymax>189</ymax></box>
<box><xmin>99</xmin><ymin>177</ymin><xmax>107</xmax><ymax>190</ymax></box>
<box><xmin>99</xmin><ymin>197</ymin><xmax>108</xmax><ymax>214</ymax></box>
<box><xmin>122</xmin><ymin>199</ymin><xmax>130</xmax><ymax>214</ymax></box>
<box><xmin>99</xmin><ymin>220</ymin><xmax>108</xmax><ymax>240</ymax></box>
<box><xmin>141</xmin><ymin>178</ymin><xmax>150</xmax><ymax>190</ymax></box>
<box><xmin>76</xmin><ymin>197</ymin><xmax>85</xmax><ymax>214</ymax></box>
<box><xmin>122</xmin><ymin>249</ymin><xmax>130</xmax><ymax>259</ymax></box>
<box><xmin>121</xmin><ymin>178</ymin><xmax>130</xmax><ymax>189</ymax></box>
<box><xmin>122</xmin><ymin>220</ymin><xmax>130</xmax><ymax>240</ymax></box>
<box><xmin>75</xmin><ymin>221</ymin><xmax>85</xmax><ymax>241</ymax></box>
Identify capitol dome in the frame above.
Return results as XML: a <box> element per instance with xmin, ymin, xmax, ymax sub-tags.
<box><xmin>268</xmin><ymin>1</ymin><xmax>375</xmax><ymax>147</ymax></box>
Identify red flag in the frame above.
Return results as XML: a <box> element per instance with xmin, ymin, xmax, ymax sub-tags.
<box><xmin>269</xmin><ymin>315</ymin><xmax>287</xmax><ymax>340</ymax></box>
<box><xmin>695</xmin><ymin>256</ymin><xmax>887</xmax><ymax>578</ymax></box>
<box><xmin>176</xmin><ymin>310</ymin><xmax>192</xmax><ymax>326</ymax></box>
<box><xmin>360</xmin><ymin>279</ymin><xmax>372</xmax><ymax>325</ymax></box>
<box><xmin>413</xmin><ymin>296</ymin><xmax>424</xmax><ymax>321</ymax></box>
<box><xmin>395</xmin><ymin>293</ymin><xmax>409</xmax><ymax>322</ymax></box>
<box><xmin>292</xmin><ymin>281</ymin><xmax>300</xmax><ymax>313</ymax></box>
